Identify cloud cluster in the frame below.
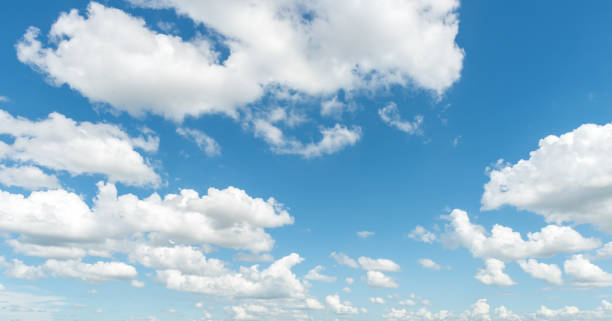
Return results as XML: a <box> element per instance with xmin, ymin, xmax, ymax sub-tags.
<box><xmin>482</xmin><ymin>122</ymin><xmax>612</xmax><ymax>233</ymax></box>
<box><xmin>0</xmin><ymin>110</ymin><xmax>159</xmax><ymax>187</ymax></box>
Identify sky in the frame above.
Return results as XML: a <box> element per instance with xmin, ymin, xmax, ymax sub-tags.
<box><xmin>1</xmin><ymin>1</ymin><xmax>612</xmax><ymax>320</ymax></box>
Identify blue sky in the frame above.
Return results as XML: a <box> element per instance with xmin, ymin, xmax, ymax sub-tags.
<box><xmin>1</xmin><ymin>1</ymin><xmax>612</xmax><ymax>320</ymax></box>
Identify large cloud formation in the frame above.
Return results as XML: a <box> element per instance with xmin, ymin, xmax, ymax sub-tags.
<box><xmin>482</xmin><ymin>123</ymin><xmax>612</xmax><ymax>233</ymax></box>
<box><xmin>17</xmin><ymin>1</ymin><xmax>464</xmax><ymax>121</ymax></box>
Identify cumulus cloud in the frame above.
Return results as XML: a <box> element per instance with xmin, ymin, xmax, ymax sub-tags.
<box><xmin>518</xmin><ymin>259</ymin><xmax>563</xmax><ymax>285</ymax></box>
<box><xmin>474</xmin><ymin>259</ymin><xmax>516</xmax><ymax>287</ymax></box>
<box><xmin>365</xmin><ymin>271</ymin><xmax>398</xmax><ymax>288</ymax></box>
<box><xmin>418</xmin><ymin>258</ymin><xmax>441</xmax><ymax>271</ymax></box>
<box><xmin>0</xmin><ymin>110</ymin><xmax>159</xmax><ymax>186</ymax></box>
<box><xmin>378</xmin><ymin>102</ymin><xmax>423</xmax><ymax>135</ymax></box>
<box><xmin>304</xmin><ymin>265</ymin><xmax>336</xmax><ymax>282</ymax></box>
<box><xmin>157</xmin><ymin>253</ymin><xmax>306</xmax><ymax>299</ymax></box>
<box><xmin>564</xmin><ymin>255</ymin><xmax>612</xmax><ymax>287</ymax></box>
<box><xmin>482</xmin><ymin>123</ymin><xmax>612</xmax><ymax>233</ymax></box>
<box><xmin>443</xmin><ymin>209</ymin><xmax>600</xmax><ymax>261</ymax></box>
<box><xmin>0</xmin><ymin>181</ymin><xmax>293</xmax><ymax>256</ymax></box>
<box><xmin>408</xmin><ymin>225</ymin><xmax>437</xmax><ymax>243</ymax></box>
<box><xmin>43</xmin><ymin>259</ymin><xmax>137</xmax><ymax>283</ymax></box>
<box><xmin>18</xmin><ymin>1</ymin><xmax>463</xmax><ymax>121</ymax></box>
<box><xmin>0</xmin><ymin>165</ymin><xmax>59</xmax><ymax>190</ymax></box>
<box><xmin>369</xmin><ymin>297</ymin><xmax>385</xmax><ymax>304</ymax></box>
<box><xmin>176</xmin><ymin>127</ymin><xmax>221</xmax><ymax>157</ymax></box>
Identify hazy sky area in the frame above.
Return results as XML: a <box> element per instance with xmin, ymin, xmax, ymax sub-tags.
<box><xmin>1</xmin><ymin>1</ymin><xmax>612</xmax><ymax>320</ymax></box>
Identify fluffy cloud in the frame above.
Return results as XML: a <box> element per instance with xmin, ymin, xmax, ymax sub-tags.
<box><xmin>482</xmin><ymin>123</ymin><xmax>612</xmax><ymax>233</ymax></box>
<box><xmin>369</xmin><ymin>297</ymin><xmax>385</xmax><ymax>304</ymax></box>
<box><xmin>418</xmin><ymin>258</ymin><xmax>441</xmax><ymax>270</ymax></box>
<box><xmin>365</xmin><ymin>271</ymin><xmax>398</xmax><ymax>288</ymax></box>
<box><xmin>474</xmin><ymin>259</ymin><xmax>516</xmax><ymax>287</ymax></box>
<box><xmin>157</xmin><ymin>253</ymin><xmax>306</xmax><ymax>299</ymax></box>
<box><xmin>378</xmin><ymin>102</ymin><xmax>423</xmax><ymax>135</ymax></box>
<box><xmin>0</xmin><ymin>257</ymin><xmax>45</xmax><ymax>280</ymax></box>
<box><xmin>596</xmin><ymin>242</ymin><xmax>612</xmax><ymax>259</ymax></box>
<box><xmin>518</xmin><ymin>259</ymin><xmax>563</xmax><ymax>285</ymax></box>
<box><xmin>18</xmin><ymin>1</ymin><xmax>463</xmax><ymax>121</ymax></box>
<box><xmin>0</xmin><ymin>165</ymin><xmax>59</xmax><ymax>190</ymax></box>
<box><xmin>128</xmin><ymin>245</ymin><xmax>227</xmax><ymax>276</ymax></box>
<box><xmin>0</xmin><ymin>110</ymin><xmax>159</xmax><ymax>186</ymax></box>
<box><xmin>0</xmin><ymin>181</ymin><xmax>293</xmax><ymax>255</ymax></box>
<box><xmin>408</xmin><ymin>225</ymin><xmax>437</xmax><ymax>243</ymax></box>
<box><xmin>564</xmin><ymin>255</ymin><xmax>612</xmax><ymax>287</ymax></box>
<box><xmin>443</xmin><ymin>209</ymin><xmax>600</xmax><ymax>261</ymax></box>
<box><xmin>304</xmin><ymin>265</ymin><xmax>336</xmax><ymax>282</ymax></box>
<box><xmin>325</xmin><ymin>294</ymin><xmax>359</xmax><ymax>315</ymax></box>
<box><xmin>176</xmin><ymin>127</ymin><xmax>221</xmax><ymax>157</ymax></box>
<box><xmin>358</xmin><ymin>257</ymin><xmax>401</xmax><ymax>272</ymax></box>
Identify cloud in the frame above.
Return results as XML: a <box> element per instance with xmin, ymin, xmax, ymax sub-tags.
<box><xmin>18</xmin><ymin>0</ymin><xmax>463</xmax><ymax>121</ymax></box>
<box><xmin>518</xmin><ymin>259</ymin><xmax>563</xmax><ymax>285</ymax></box>
<box><xmin>564</xmin><ymin>255</ymin><xmax>612</xmax><ymax>287</ymax></box>
<box><xmin>474</xmin><ymin>259</ymin><xmax>516</xmax><ymax>287</ymax></box>
<box><xmin>0</xmin><ymin>96</ymin><xmax>9</xmax><ymax>103</ymax></box>
<box><xmin>0</xmin><ymin>257</ymin><xmax>45</xmax><ymax>280</ymax></box>
<box><xmin>482</xmin><ymin>123</ymin><xmax>612</xmax><ymax>233</ymax></box>
<box><xmin>408</xmin><ymin>225</ymin><xmax>437</xmax><ymax>243</ymax></box>
<box><xmin>304</xmin><ymin>265</ymin><xmax>336</xmax><ymax>282</ymax></box>
<box><xmin>0</xmin><ymin>110</ymin><xmax>159</xmax><ymax>186</ymax></box>
<box><xmin>0</xmin><ymin>288</ymin><xmax>65</xmax><ymax>321</ymax></box>
<box><xmin>443</xmin><ymin>209</ymin><xmax>600</xmax><ymax>261</ymax></box>
<box><xmin>369</xmin><ymin>297</ymin><xmax>385</xmax><ymax>304</ymax></box>
<box><xmin>253</xmin><ymin>120</ymin><xmax>361</xmax><ymax>158</ymax></box>
<box><xmin>233</xmin><ymin>252</ymin><xmax>274</xmax><ymax>263</ymax></box>
<box><xmin>418</xmin><ymin>258</ymin><xmax>441</xmax><ymax>271</ymax></box>
<box><xmin>595</xmin><ymin>242</ymin><xmax>612</xmax><ymax>259</ymax></box>
<box><xmin>345</xmin><ymin>277</ymin><xmax>354</xmax><ymax>285</ymax></box>
<box><xmin>358</xmin><ymin>257</ymin><xmax>401</xmax><ymax>272</ymax></box>
<box><xmin>378</xmin><ymin>102</ymin><xmax>423</xmax><ymax>135</ymax></box>
<box><xmin>157</xmin><ymin>253</ymin><xmax>306</xmax><ymax>299</ymax></box>
<box><xmin>325</xmin><ymin>294</ymin><xmax>359</xmax><ymax>315</ymax></box>
<box><xmin>0</xmin><ymin>181</ymin><xmax>293</xmax><ymax>255</ymax></box>
<box><xmin>0</xmin><ymin>165</ymin><xmax>59</xmax><ymax>190</ymax></box>
<box><xmin>365</xmin><ymin>271</ymin><xmax>398</xmax><ymax>288</ymax></box>
<box><xmin>176</xmin><ymin>127</ymin><xmax>221</xmax><ymax>157</ymax></box>
<box><xmin>330</xmin><ymin>252</ymin><xmax>358</xmax><ymax>268</ymax></box>
<box><xmin>357</xmin><ymin>231</ymin><xmax>375</xmax><ymax>238</ymax></box>
<box><xmin>128</xmin><ymin>245</ymin><xmax>227</xmax><ymax>276</ymax></box>
<box><xmin>43</xmin><ymin>259</ymin><xmax>137</xmax><ymax>283</ymax></box>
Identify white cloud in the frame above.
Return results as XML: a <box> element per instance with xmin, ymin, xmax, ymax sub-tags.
<box><xmin>18</xmin><ymin>1</ymin><xmax>463</xmax><ymax>121</ymax></box>
<box><xmin>467</xmin><ymin>299</ymin><xmax>492</xmax><ymax>321</ymax></box>
<box><xmin>7</xmin><ymin>239</ymin><xmax>87</xmax><ymax>259</ymax></box>
<box><xmin>0</xmin><ymin>110</ymin><xmax>159</xmax><ymax>186</ymax></box>
<box><xmin>369</xmin><ymin>297</ymin><xmax>385</xmax><ymax>304</ymax></box>
<box><xmin>157</xmin><ymin>253</ymin><xmax>306</xmax><ymax>299</ymax></box>
<box><xmin>365</xmin><ymin>271</ymin><xmax>398</xmax><ymax>288</ymax></box>
<box><xmin>474</xmin><ymin>259</ymin><xmax>516</xmax><ymax>287</ymax></box>
<box><xmin>518</xmin><ymin>259</ymin><xmax>563</xmax><ymax>285</ymax></box>
<box><xmin>0</xmin><ymin>165</ymin><xmax>59</xmax><ymax>190</ymax></box>
<box><xmin>0</xmin><ymin>181</ymin><xmax>293</xmax><ymax>259</ymax></box>
<box><xmin>494</xmin><ymin>306</ymin><xmax>521</xmax><ymax>321</ymax></box>
<box><xmin>131</xmin><ymin>280</ymin><xmax>145</xmax><ymax>288</ymax></box>
<box><xmin>0</xmin><ymin>288</ymin><xmax>65</xmax><ymax>321</ymax></box>
<box><xmin>330</xmin><ymin>252</ymin><xmax>358</xmax><ymax>269</ymax></box>
<box><xmin>357</xmin><ymin>231</ymin><xmax>375</xmax><ymax>238</ymax></box>
<box><xmin>596</xmin><ymin>242</ymin><xmax>612</xmax><ymax>259</ymax></box>
<box><xmin>443</xmin><ymin>209</ymin><xmax>600</xmax><ymax>261</ymax></box>
<box><xmin>399</xmin><ymin>299</ymin><xmax>417</xmax><ymax>306</ymax></box>
<box><xmin>43</xmin><ymin>259</ymin><xmax>137</xmax><ymax>283</ymax></box>
<box><xmin>253</xmin><ymin>120</ymin><xmax>361</xmax><ymax>158</ymax></box>
<box><xmin>358</xmin><ymin>257</ymin><xmax>401</xmax><ymax>272</ymax></box>
<box><xmin>129</xmin><ymin>245</ymin><xmax>227</xmax><ymax>276</ymax></box>
<box><xmin>176</xmin><ymin>127</ymin><xmax>220</xmax><ymax>157</ymax></box>
<box><xmin>378</xmin><ymin>102</ymin><xmax>423</xmax><ymax>135</ymax></box>
<box><xmin>0</xmin><ymin>257</ymin><xmax>45</xmax><ymax>280</ymax></box>
<box><xmin>408</xmin><ymin>225</ymin><xmax>437</xmax><ymax>243</ymax></box>
<box><xmin>325</xmin><ymin>294</ymin><xmax>359</xmax><ymax>315</ymax></box>
<box><xmin>321</xmin><ymin>96</ymin><xmax>346</xmax><ymax>117</ymax></box>
<box><xmin>418</xmin><ymin>258</ymin><xmax>441</xmax><ymax>271</ymax></box>
<box><xmin>564</xmin><ymin>255</ymin><xmax>612</xmax><ymax>287</ymax></box>
<box><xmin>482</xmin><ymin>123</ymin><xmax>612</xmax><ymax>233</ymax></box>
<box><xmin>345</xmin><ymin>277</ymin><xmax>354</xmax><ymax>285</ymax></box>
<box><xmin>304</xmin><ymin>265</ymin><xmax>336</xmax><ymax>282</ymax></box>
